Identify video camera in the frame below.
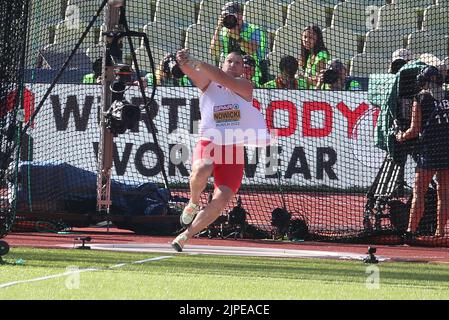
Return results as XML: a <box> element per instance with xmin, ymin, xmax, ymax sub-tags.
<box><xmin>162</xmin><ymin>53</ymin><xmax>185</xmax><ymax>79</ymax></box>
<box><xmin>105</xmin><ymin>62</ymin><xmax>141</xmax><ymax>136</ymax></box>
<box><xmin>322</xmin><ymin>59</ymin><xmax>345</xmax><ymax>85</ymax></box>
<box><xmin>221</xmin><ymin>2</ymin><xmax>241</xmax><ymax>29</ymax></box>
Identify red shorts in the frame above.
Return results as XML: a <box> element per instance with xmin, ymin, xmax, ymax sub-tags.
<box><xmin>192</xmin><ymin>140</ymin><xmax>245</xmax><ymax>194</ymax></box>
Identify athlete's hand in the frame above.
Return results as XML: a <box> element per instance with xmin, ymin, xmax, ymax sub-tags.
<box><xmin>176</xmin><ymin>49</ymin><xmax>190</xmax><ymax>66</ymax></box>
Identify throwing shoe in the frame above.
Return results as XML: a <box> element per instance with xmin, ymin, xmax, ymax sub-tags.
<box><xmin>171</xmin><ymin>233</ymin><xmax>188</xmax><ymax>252</ymax></box>
<box><xmin>180</xmin><ymin>202</ymin><xmax>200</xmax><ymax>227</ymax></box>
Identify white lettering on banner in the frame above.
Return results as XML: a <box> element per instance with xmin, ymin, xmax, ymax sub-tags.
<box><xmin>24</xmin><ymin>84</ymin><xmax>415</xmax><ymax>189</ymax></box>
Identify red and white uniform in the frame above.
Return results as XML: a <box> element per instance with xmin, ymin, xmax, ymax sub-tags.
<box><xmin>193</xmin><ymin>81</ymin><xmax>270</xmax><ymax>193</ymax></box>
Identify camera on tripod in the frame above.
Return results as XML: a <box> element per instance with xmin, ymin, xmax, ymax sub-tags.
<box><xmin>162</xmin><ymin>53</ymin><xmax>185</xmax><ymax>79</ymax></box>
<box><xmin>105</xmin><ymin>62</ymin><xmax>141</xmax><ymax>136</ymax></box>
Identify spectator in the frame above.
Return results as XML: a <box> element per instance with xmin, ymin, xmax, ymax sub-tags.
<box><xmin>300</xmin><ymin>25</ymin><xmax>330</xmax><ymax>89</ymax></box>
<box><xmin>146</xmin><ymin>53</ymin><xmax>191</xmax><ymax>86</ymax></box>
<box><xmin>83</xmin><ymin>58</ymin><xmax>102</xmax><ymax>84</ymax></box>
<box><xmin>242</xmin><ymin>54</ymin><xmax>260</xmax><ymax>87</ymax></box>
<box><xmin>263</xmin><ymin>55</ymin><xmax>307</xmax><ymax>89</ymax></box>
<box><xmin>390</xmin><ymin>48</ymin><xmax>414</xmax><ymax>74</ymax></box>
<box><xmin>210</xmin><ymin>1</ymin><xmax>269</xmax><ymax>86</ymax></box>
<box><xmin>316</xmin><ymin>58</ymin><xmax>361</xmax><ymax>91</ymax></box>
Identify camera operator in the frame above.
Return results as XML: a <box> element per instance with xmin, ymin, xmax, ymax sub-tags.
<box><xmin>263</xmin><ymin>55</ymin><xmax>307</xmax><ymax>89</ymax></box>
<box><xmin>395</xmin><ymin>64</ymin><xmax>449</xmax><ymax>237</ymax></box>
<box><xmin>145</xmin><ymin>53</ymin><xmax>192</xmax><ymax>87</ymax></box>
<box><xmin>390</xmin><ymin>48</ymin><xmax>414</xmax><ymax>74</ymax></box>
<box><xmin>316</xmin><ymin>59</ymin><xmax>361</xmax><ymax>91</ymax></box>
<box><xmin>210</xmin><ymin>1</ymin><xmax>268</xmax><ymax>86</ymax></box>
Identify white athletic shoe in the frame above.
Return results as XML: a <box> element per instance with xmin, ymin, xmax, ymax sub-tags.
<box><xmin>171</xmin><ymin>233</ymin><xmax>188</xmax><ymax>252</ymax></box>
<box><xmin>180</xmin><ymin>202</ymin><xmax>200</xmax><ymax>227</ymax></box>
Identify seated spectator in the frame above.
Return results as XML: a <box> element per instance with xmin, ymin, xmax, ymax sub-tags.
<box><xmin>146</xmin><ymin>53</ymin><xmax>191</xmax><ymax>86</ymax></box>
<box><xmin>390</xmin><ymin>48</ymin><xmax>414</xmax><ymax>74</ymax></box>
<box><xmin>263</xmin><ymin>55</ymin><xmax>307</xmax><ymax>89</ymax></box>
<box><xmin>210</xmin><ymin>1</ymin><xmax>269</xmax><ymax>86</ymax></box>
<box><xmin>316</xmin><ymin>59</ymin><xmax>361</xmax><ymax>91</ymax></box>
<box><xmin>300</xmin><ymin>25</ymin><xmax>330</xmax><ymax>89</ymax></box>
<box><xmin>83</xmin><ymin>58</ymin><xmax>102</xmax><ymax>84</ymax></box>
<box><xmin>242</xmin><ymin>54</ymin><xmax>260</xmax><ymax>88</ymax></box>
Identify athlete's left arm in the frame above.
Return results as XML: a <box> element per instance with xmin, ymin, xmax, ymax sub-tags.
<box><xmin>396</xmin><ymin>99</ymin><xmax>421</xmax><ymax>142</ymax></box>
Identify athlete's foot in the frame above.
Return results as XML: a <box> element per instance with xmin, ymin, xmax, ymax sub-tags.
<box><xmin>180</xmin><ymin>201</ymin><xmax>200</xmax><ymax>227</ymax></box>
<box><xmin>171</xmin><ymin>233</ymin><xmax>188</xmax><ymax>252</ymax></box>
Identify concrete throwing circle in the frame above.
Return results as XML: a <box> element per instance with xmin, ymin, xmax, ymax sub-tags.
<box><xmin>75</xmin><ymin>243</ymin><xmax>388</xmax><ymax>261</ymax></box>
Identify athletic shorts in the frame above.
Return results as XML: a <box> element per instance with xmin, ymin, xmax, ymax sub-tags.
<box><xmin>192</xmin><ymin>140</ymin><xmax>245</xmax><ymax>194</ymax></box>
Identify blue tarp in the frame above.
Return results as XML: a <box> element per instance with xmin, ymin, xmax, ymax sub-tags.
<box><xmin>16</xmin><ymin>161</ymin><xmax>174</xmax><ymax>216</ymax></box>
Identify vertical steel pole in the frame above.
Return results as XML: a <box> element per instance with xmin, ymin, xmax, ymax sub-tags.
<box><xmin>97</xmin><ymin>3</ymin><xmax>122</xmax><ymax>217</ymax></box>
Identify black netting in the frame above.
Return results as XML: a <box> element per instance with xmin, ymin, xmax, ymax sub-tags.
<box><xmin>0</xmin><ymin>0</ymin><xmax>30</xmax><ymax>239</ymax></box>
<box><xmin>9</xmin><ymin>0</ymin><xmax>449</xmax><ymax>246</ymax></box>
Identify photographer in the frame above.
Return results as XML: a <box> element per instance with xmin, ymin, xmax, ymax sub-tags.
<box><xmin>145</xmin><ymin>53</ymin><xmax>191</xmax><ymax>86</ymax></box>
<box><xmin>210</xmin><ymin>1</ymin><xmax>268</xmax><ymax>86</ymax></box>
<box><xmin>316</xmin><ymin>59</ymin><xmax>361</xmax><ymax>91</ymax></box>
<box><xmin>263</xmin><ymin>55</ymin><xmax>307</xmax><ymax>89</ymax></box>
<box><xmin>395</xmin><ymin>65</ymin><xmax>449</xmax><ymax>237</ymax></box>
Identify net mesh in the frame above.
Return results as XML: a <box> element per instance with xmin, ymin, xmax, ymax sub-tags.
<box><xmin>9</xmin><ymin>0</ymin><xmax>449</xmax><ymax>246</ymax></box>
<box><xmin>0</xmin><ymin>0</ymin><xmax>30</xmax><ymax>239</ymax></box>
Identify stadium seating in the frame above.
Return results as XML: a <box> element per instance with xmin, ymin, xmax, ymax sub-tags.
<box><xmin>376</xmin><ymin>3</ymin><xmax>419</xmax><ymax>34</ymax></box>
<box><xmin>272</xmin><ymin>25</ymin><xmax>302</xmax><ymax>58</ymax></box>
<box><xmin>133</xmin><ymin>45</ymin><xmax>168</xmax><ymax>74</ymax></box>
<box><xmin>391</xmin><ymin>0</ymin><xmax>433</xmax><ymax>7</ymax></box>
<box><xmin>65</xmin><ymin>0</ymin><xmax>103</xmax><ymax>27</ymax></box>
<box><xmin>184</xmin><ymin>23</ymin><xmax>216</xmax><ymax>65</ymax></box>
<box><xmin>347</xmin><ymin>0</ymin><xmax>388</xmax><ymax>6</ymax></box>
<box><xmin>48</xmin><ymin>21</ymin><xmax>97</xmax><ymax>51</ymax></box>
<box><xmin>143</xmin><ymin>22</ymin><xmax>185</xmax><ymax>51</ymax></box>
<box><xmin>153</xmin><ymin>0</ymin><xmax>197</xmax><ymax>28</ymax></box>
<box><xmin>123</xmin><ymin>0</ymin><xmax>155</xmax><ymax>30</ymax></box>
<box><xmin>323</xmin><ymin>27</ymin><xmax>359</xmax><ymax>63</ymax></box>
<box><xmin>421</xmin><ymin>5</ymin><xmax>449</xmax><ymax>34</ymax></box>
<box><xmin>407</xmin><ymin>30</ymin><xmax>449</xmax><ymax>60</ymax></box>
<box><xmin>29</xmin><ymin>0</ymin><xmax>65</xmax><ymax>27</ymax></box>
<box><xmin>243</xmin><ymin>0</ymin><xmax>285</xmax><ymax>33</ymax></box>
<box><xmin>363</xmin><ymin>29</ymin><xmax>407</xmax><ymax>56</ymax></box>
<box><xmin>331</xmin><ymin>1</ymin><xmax>375</xmax><ymax>36</ymax></box>
<box><xmin>349</xmin><ymin>53</ymin><xmax>390</xmax><ymax>76</ymax></box>
<box><xmin>285</xmin><ymin>1</ymin><xmax>328</xmax><ymax>30</ymax></box>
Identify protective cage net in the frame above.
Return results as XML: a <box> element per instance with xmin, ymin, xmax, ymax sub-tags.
<box><xmin>12</xmin><ymin>0</ymin><xmax>449</xmax><ymax>245</ymax></box>
<box><xmin>0</xmin><ymin>1</ymin><xmax>30</xmax><ymax>239</ymax></box>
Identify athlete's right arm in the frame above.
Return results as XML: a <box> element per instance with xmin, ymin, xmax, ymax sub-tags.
<box><xmin>177</xmin><ymin>49</ymin><xmax>210</xmax><ymax>92</ymax></box>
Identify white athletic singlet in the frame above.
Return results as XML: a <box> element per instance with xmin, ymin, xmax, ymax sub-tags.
<box><xmin>198</xmin><ymin>81</ymin><xmax>271</xmax><ymax>146</ymax></box>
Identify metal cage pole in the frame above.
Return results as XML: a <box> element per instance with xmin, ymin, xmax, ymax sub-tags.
<box><xmin>96</xmin><ymin>2</ymin><xmax>121</xmax><ymax>216</ymax></box>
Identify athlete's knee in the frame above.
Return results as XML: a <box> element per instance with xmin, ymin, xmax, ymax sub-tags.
<box><xmin>190</xmin><ymin>161</ymin><xmax>212</xmax><ymax>182</ymax></box>
<box><xmin>213</xmin><ymin>185</ymin><xmax>234</xmax><ymax>207</ymax></box>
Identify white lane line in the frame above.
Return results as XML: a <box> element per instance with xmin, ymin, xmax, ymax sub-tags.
<box><xmin>0</xmin><ymin>255</ymin><xmax>173</xmax><ymax>290</ymax></box>
<box><xmin>0</xmin><ymin>268</ymin><xmax>99</xmax><ymax>289</ymax></box>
